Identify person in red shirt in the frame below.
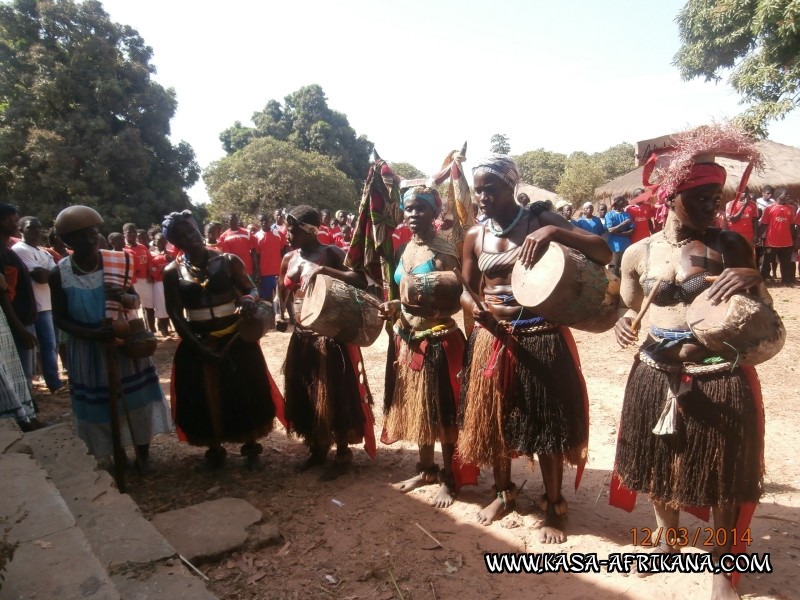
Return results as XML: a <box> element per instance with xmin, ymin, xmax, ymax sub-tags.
<box><xmin>149</xmin><ymin>233</ymin><xmax>174</xmax><ymax>336</ymax></box>
<box><xmin>759</xmin><ymin>189</ymin><xmax>798</xmax><ymax>284</ymax></box>
<box><xmin>218</xmin><ymin>213</ymin><xmax>258</xmax><ymax>280</ymax></box>
<box><xmin>316</xmin><ymin>209</ymin><xmax>334</xmax><ymax>245</ymax></box>
<box><xmin>725</xmin><ymin>194</ymin><xmax>759</xmax><ymax>247</ymax></box>
<box><xmin>256</xmin><ymin>213</ymin><xmax>285</xmax><ymax>306</ymax></box>
<box><xmin>123</xmin><ymin>222</ymin><xmax>155</xmax><ymax>331</ymax></box>
<box><xmin>625</xmin><ymin>194</ymin><xmax>655</xmax><ymax>244</ymax></box>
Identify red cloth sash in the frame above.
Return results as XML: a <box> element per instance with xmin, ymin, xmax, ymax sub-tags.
<box><xmin>344</xmin><ymin>343</ymin><xmax>377</xmax><ymax>459</ymax></box>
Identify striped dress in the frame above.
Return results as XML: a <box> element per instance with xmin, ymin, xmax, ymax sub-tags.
<box><xmin>0</xmin><ymin>309</ymin><xmax>35</xmax><ymax>423</ymax></box>
<box><xmin>59</xmin><ymin>258</ymin><xmax>172</xmax><ymax>458</ymax></box>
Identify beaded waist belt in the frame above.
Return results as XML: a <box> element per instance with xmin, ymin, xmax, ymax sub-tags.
<box><xmin>496</xmin><ymin>316</ymin><xmax>558</xmax><ymax>335</ymax></box>
<box><xmin>394</xmin><ymin>322</ymin><xmax>458</xmax><ymax>342</ymax></box>
<box><xmin>638</xmin><ymin>350</ymin><xmax>733</xmax><ymax>375</ymax></box>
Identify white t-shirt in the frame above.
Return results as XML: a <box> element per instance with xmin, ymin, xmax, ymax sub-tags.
<box><xmin>12</xmin><ymin>242</ymin><xmax>56</xmax><ymax>312</ymax></box>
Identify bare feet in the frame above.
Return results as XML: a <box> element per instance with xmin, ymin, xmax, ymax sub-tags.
<box><xmin>295</xmin><ymin>450</ymin><xmax>326</xmax><ymax>473</ymax></box>
<box><xmin>397</xmin><ymin>472</ymin><xmax>435</xmax><ymax>493</ymax></box>
<box><xmin>710</xmin><ymin>573</ymin><xmax>740</xmax><ymax>600</ymax></box>
<box><xmin>537</xmin><ymin>496</ymin><xmax>568</xmax><ymax>544</ymax></box>
<box><xmin>319</xmin><ymin>448</ymin><xmax>352</xmax><ymax>481</ymax></box>
<box><xmin>319</xmin><ymin>461</ymin><xmax>348</xmax><ymax>481</ymax></box>
<box><xmin>477</xmin><ymin>484</ymin><xmax>517</xmax><ymax>526</ymax></box>
<box><xmin>432</xmin><ymin>482</ymin><xmax>456</xmax><ymax>508</ymax></box>
<box><xmin>196</xmin><ymin>446</ymin><xmax>227</xmax><ymax>472</ymax></box>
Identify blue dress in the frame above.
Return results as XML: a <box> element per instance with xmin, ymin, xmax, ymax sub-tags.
<box><xmin>59</xmin><ymin>259</ymin><xmax>171</xmax><ymax>458</ymax></box>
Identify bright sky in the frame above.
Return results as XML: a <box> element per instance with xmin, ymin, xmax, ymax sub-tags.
<box><xmin>99</xmin><ymin>0</ymin><xmax>800</xmax><ymax>205</ymax></box>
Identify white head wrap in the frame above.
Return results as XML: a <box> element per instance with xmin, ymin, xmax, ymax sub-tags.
<box><xmin>472</xmin><ymin>154</ymin><xmax>520</xmax><ymax>191</ymax></box>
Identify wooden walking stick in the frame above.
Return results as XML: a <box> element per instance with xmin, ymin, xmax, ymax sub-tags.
<box><xmin>103</xmin><ymin>337</ymin><xmax>127</xmax><ymax>492</ymax></box>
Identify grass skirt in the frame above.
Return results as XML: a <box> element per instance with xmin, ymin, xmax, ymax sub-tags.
<box><xmin>383</xmin><ymin>329</ymin><xmax>464</xmax><ymax>446</ymax></box>
<box><xmin>614</xmin><ymin>356</ymin><xmax>763</xmax><ymax>507</ymax></box>
<box><xmin>458</xmin><ymin>326</ymin><xmax>588</xmax><ymax>466</ymax></box>
<box><xmin>172</xmin><ymin>334</ymin><xmax>275</xmax><ymax>446</ymax></box>
<box><xmin>283</xmin><ymin>330</ymin><xmax>367</xmax><ymax>451</ymax></box>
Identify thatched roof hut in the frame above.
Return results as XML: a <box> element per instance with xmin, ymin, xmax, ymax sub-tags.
<box><xmin>594</xmin><ymin>140</ymin><xmax>800</xmax><ymax>200</ymax></box>
<box><xmin>516</xmin><ymin>182</ymin><xmax>558</xmax><ymax>202</ymax></box>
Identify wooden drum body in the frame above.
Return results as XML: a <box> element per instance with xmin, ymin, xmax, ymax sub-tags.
<box><xmin>399</xmin><ymin>271</ymin><xmax>462</xmax><ymax>317</ymax></box>
<box><xmin>299</xmin><ymin>274</ymin><xmax>383</xmax><ymax>347</ymax></box>
<box><xmin>238</xmin><ymin>301</ymin><xmax>275</xmax><ymax>343</ymax></box>
<box><xmin>686</xmin><ymin>292</ymin><xmax>785</xmax><ymax>365</ymax></box>
<box><xmin>511</xmin><ymin>242</ymin><xmax>609</xmax><ymax>329</ymax></box>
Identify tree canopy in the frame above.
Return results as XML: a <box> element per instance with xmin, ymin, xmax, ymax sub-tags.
<box><xmin>514</xmin><ymin>149</ymin><xmax>567</xmax><ymax>192</ymax></box>
<box><xmin>388</xmin><ymin>162</ymin><xmax>427</xmax><ymax>180</ymax></box>
<box><xmin>674</xmin><ymin>0</ymin><xmax>800</xmax><ymax>136</ymax></box>
<box><xmin>490</xmin><ymin>134</ymin><xmax>511</xmax><ymax>155</ymax></box>
<box><xmin>219</xmin><ymin>84</ymin><xmax>373</xmax><ymax>187</ymax></box>
<box><xmin>204</xmin><ymin>137</ymin><xmax>358</xmax><ymax>223</ymax></box>
<box><xmin>0</xmin><ymin>0</ymin><xmax>199</xmax><ymax>230</ymax></box>
<box><xmin>554</xmin><ymin>143</ymin><xmax>634</xmax><ymax>202</ymax></box>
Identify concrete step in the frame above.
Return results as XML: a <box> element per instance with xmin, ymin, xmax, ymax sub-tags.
<box><xmin>0</xmin><ymin>419</ymin><xmax>217</xmax><ymax>600</ymax></box>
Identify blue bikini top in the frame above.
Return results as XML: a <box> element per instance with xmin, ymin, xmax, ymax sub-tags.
<box><xmin>394</xmin><ymin>257</ymin><xmax>436</xmax><ymax>286</ymax></box>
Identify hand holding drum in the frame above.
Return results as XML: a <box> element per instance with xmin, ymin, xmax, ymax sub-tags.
<box><xmin>510</xmin><ymin>242</ymin><xmax>615</xmax><ymax>332</ymax></box>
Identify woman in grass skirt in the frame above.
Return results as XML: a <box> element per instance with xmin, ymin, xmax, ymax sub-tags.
<box><xmin>381</xmin><ymin>186</ymin><xmax>478</xmax><ymax>507</ymax></box>
<box><xmin>611</xmin><ymin>124</ymin><xmax>769</xmax><ymax>600</ymax></box>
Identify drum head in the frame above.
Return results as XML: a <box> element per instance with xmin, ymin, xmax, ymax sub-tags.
<box><xmin>510</xmin><ymin>243</ymin><xmax>564</xmax><ymax>309</ymax></box>
<box><xmin>298</xmin><ymin>274</ymin><xmax>329</xmax><ymax>329</ymax></box>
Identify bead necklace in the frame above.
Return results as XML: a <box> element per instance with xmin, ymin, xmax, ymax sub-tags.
<box><xmin>180</xmin><ymin>252</ymin><xmax>210</xmax><ymax>289</ymax></box>
<box><xmin>663</xmin><ymin>232</ymin><xmax>703</xmax><ymax>248</ymax></box>
<box><xmin>70</xmin><ymin>253</ymin><xmax>100</xmax><ymax>275</ymax></box>
<box><xmin>488</xmin><ymin>206</ymin><xmax>524</xmax><ymax>237</ymax></box>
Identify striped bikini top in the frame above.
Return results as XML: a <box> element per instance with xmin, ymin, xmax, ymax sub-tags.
<box><xmin>477</xmin><ymin>244</ymin><xmax>521</xmax><ymax>274</ymax></box>
<box><xmin>476</xmin><ymin>210</ymin><xmax>535</xmax><ymax>275</ymax></box>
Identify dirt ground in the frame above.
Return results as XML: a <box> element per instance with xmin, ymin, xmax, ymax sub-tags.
<box><xmin>35</xmin><ymin>286</ymin><xmax>799</xmax><ymax>600</ymax></box>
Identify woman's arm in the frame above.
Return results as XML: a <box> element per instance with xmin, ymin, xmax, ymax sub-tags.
<box><xmin>519</xmin><ymin>211</ymin><xmax>612</xmax><ymax>267</ymax></box>
<box><xmin>706</xmin><ymin>231</ymin><xmax>769</xmax><ymax>304</ymax></box>
<box><xmin>278</xmin><ymin>252</ymin><xmax>295</xmax><ymax>323</ymax></box>
<box><xmin>614</xmin><ymin>242</ymin><xmax>646</xmax><ymax>348</ymax></box>
<box><xmin>307</xmin><ymin>246</ymin><xmax>368</xmax><ymax>290</ymax></box>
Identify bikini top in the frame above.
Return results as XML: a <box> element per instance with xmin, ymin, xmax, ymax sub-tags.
<box><xmin>642</xmin><ymin>272</ymin><xmax>711</xmax><ymax>306</ymax></box>
<box><xmin>475</xmin><ymin>210</ymin><xmax>535</xmax><ymax>275</ymax></box>
<box><xmin>641</xmin><ymin>237</ymin><xmax>712</xmax><ymax>306</ymax></box>
<box><xmin>394</xmin><ymin>257</ymin><xmax>436</xmax><ymax>286</ymax></box>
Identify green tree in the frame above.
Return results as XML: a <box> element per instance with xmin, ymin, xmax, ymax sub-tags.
<box><xmin>219</xmin><ymin>84</ymin><xmax>373</xmax><ymax>187</ymax></box>
<box><xmin>389</xmin><ymin>162</ymin><xmax>427</xmax><ymax>180</ymax></box>
<box><xmin>594</xmin><ymin>142</ymin><xmax>634</xmax><ymax>180</ymax></box>
<box><xmin>555</xmin><ymin>152</ymin><xmax>607</xmax><ymax>202</ymax></box>
<box><xmin>514</xmin><ymin>149</ymin><xmax>567</xmax><ymax>191</ymax></box>
<box><xmin>0</xmin><ymin>0</ymin><xmax>199</xmax><ymax>230</ymax></box>
<box><xmin>490</xmin><ymin>133</ymin><xmax>511</xmax><ymax>155</ymax></box>
<box><xmin>204</xmin><ymin>137</ymin><xmax>358</xmax><ymax>224</ymax></box>
<box><xmin>674</xmin><ymin>0</ymin><xmax>800</xmax><ymax>136</ymax></box>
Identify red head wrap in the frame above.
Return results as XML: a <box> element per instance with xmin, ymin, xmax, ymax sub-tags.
<box><xmin>674</xmin><ymin>163</ymin><xmax>727</xmax><ymax>194</ymax></box>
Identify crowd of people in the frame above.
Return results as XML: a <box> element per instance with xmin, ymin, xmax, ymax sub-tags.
<box><xmin>534</xmin><ymin>184</ymin><xmax>800</xmax><ymax>284</ymax></box>
<box><xmin>0</xmin><ymin>126</ymin><xmax>787</xmax><ymax>599</ymax></box>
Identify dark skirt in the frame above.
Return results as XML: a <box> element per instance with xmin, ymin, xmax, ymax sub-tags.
<box><xmin>458</xmin><ymin>325</ymin><xmax>588</xmax><ymax>466</ymax></box>
<box><xmin>614</xmin><ymin>357</ymin><xmax>763</xmax><ymax>507</ymax></box>
<box><xmin>283</xmin><ymin>330</ymin><xmax>367</xmax><ymax>451</ymax></box>
<box><xmin>383</xmin><ymin>328</ymin><xmax>464</xmax><ymax>445</ymax></box>
<box><xmin>172</xmin><ymin>335</ymin><xmax>276</xmax><ymax>446</ymax></box>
